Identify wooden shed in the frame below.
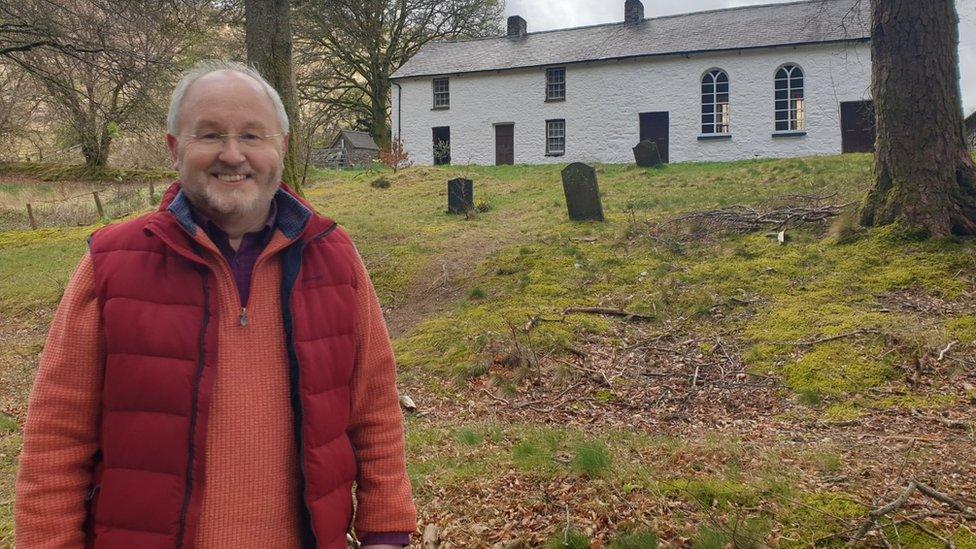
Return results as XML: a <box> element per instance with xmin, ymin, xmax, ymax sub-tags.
<box><xmin>311</xmin><ymin>130</ymin><xmax>380</xmax><ymax>168</ymax></box>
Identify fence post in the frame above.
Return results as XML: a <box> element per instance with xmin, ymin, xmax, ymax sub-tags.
<box><xmin>93</xmin><ymin>191</ymin><xmax>105</xmax><ymax>218</ymax></box>
<box><xmin>149</xmin><ymin>180</ymin><xmax>155</xmax><ymax>199</ymax></box>
<box><xmin>26</xmin><ymin>203</ymin><xmax>38</xmax><ymax>229</ymax></box>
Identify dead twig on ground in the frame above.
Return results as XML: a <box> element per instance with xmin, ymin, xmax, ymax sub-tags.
<box><xmin>795</xmin><ymin>328</ymin><xmax>882</xmax><ymax>347</ymax></box>
<box><xmin>937</xmin><ymin>340</ymin><xmax>958</xmax><ymax>361</ymax></box>
<box><xmin>848</xmin><ymin>480</ymin><xmax>976</xmax><ymax>546</ymax></box>
<box><xmin>563</xmin><ymin>307</ymin><xmax>654</xmax><ymax>321</ymax></box>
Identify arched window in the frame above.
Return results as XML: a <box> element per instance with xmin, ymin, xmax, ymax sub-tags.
<box><xmin>701</xmin><ymin>69</ymin><xmax>730</xmax><ymax>134</ymax></box>
<box><xmin>775</xmin><ymin>64</ymin><xmax>804</xmax><ymax>131</ymax></box>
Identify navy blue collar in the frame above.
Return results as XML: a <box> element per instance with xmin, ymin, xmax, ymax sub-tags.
<box><xmin>167</xmin><ymin>186</ymin><xmax>312</xmax><ymax>241</ymax></box>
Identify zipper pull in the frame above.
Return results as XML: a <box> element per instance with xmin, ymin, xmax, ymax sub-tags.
<box><xmin>239</xmin><ymin>307</ymin><xmax>248</xmax><ymax>327</ymax></box>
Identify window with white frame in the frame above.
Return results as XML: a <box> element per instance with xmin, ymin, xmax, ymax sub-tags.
<box><xmin>701</xmin><ymin>69</ymin><xmax>730</xmax><ymax>134</ymax></box>
<box><xmin>432</xmin><ymin>77</ymin><xmax>450</xmax><ymax>109</ymax></box>
<box><xmin>546</xmin><ymin>119</ymin><xmax>565</xmax><ymax>155</ymax></box>
<box><xmin>546</xmin><ymin>67</ymin><xmax>566</xmax><ymax>101</ymax></box>
<box><xmin>775</xmin><ymin>64</ymin><xmax>805</xmax><ymax>131</ymax></box>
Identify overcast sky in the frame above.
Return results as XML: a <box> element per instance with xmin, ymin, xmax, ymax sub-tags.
<box><xmin>505</xmin><ymin>0</ymin><xmax>976</xmax><ymax>115</ymax></box>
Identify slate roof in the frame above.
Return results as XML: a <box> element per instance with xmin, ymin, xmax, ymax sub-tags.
<box><xmin>391</xmin><ymin>0</ymin><xmax>870</xmax><ymax>80</ymax></box>
<box><xmin>333</xmin><ymin>130</ymin><xmax>379</xmax><ymax>151</ymax></box>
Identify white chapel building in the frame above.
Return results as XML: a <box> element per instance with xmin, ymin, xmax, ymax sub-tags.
<box><xmin>389</xmin><ymin>0</ymin><xmax>875</xmax><ymax>166</ymax></box>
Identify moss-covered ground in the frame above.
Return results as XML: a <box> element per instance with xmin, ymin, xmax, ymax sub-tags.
<box><xmin>2</xmin><ymin>155</ymin><xmax>975</xmax><ymax>546</ymax></box>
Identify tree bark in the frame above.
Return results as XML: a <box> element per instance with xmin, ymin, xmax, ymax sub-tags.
<box><xmin>245</xmin><ymin>0</ymin><xmax>303</xmax><ymax>195</ymax></box>
<box><xmin>370</xmin><ymin>76</ymin><xmax>391</xmax><ymax>148</ymax></box>
<box><xmin>861</xmin><ymin>0</ymin><xmax>976</xmax><ymax>237</ymax></box>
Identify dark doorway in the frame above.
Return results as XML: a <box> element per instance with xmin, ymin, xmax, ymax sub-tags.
<box><xmin>495</xmin><ymin>124</ymin><xmax>514</xmax><ymax>165</ymax></box>
<box><xmin>840</xmin><ymin>101</ymin><xmax>875</xmax><ymax>153</ymax></box>
<box><xmin>432</xmin><ymin>126</ymin><xmax>451</xmax><ymax>165</ymax></box>
<box><xmin>638</xmin><ymin>112</ymin><xmax>669</xmax><ymax>163</ymax></box>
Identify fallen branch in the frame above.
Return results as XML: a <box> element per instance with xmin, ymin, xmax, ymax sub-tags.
<box><xmin>916</xmin><ymin>482</ymin><xmax>976</xmax><ymax>518</ymax></box>
<box><xmin>669</xmin><ymin>202</ymin><xmax>852</xmax><ymax>233</ymax></box>
<box><xmin>563</xmin><ymin>307</ymin><xmax>654</xmax><ymax>321</ymax></box>
<box><xmin>937</xmin><ymin>340</ymin><xmax>958</xmax><ymax>361</ymax></box>
<box><xmin>848</xmin><ymin>480</ymin><xmax>976</xmax><ymax>546</ymax></box>
<box><xmin>795</xmin><ymin>329</ymin><xmax>882</xmax><ymax>347</ymax></box>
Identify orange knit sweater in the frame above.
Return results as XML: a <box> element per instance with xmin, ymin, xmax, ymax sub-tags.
<box><xmin>15</xmin><ymin>228</ymin><xmax>416</xmax><ymax>547</ymax></box>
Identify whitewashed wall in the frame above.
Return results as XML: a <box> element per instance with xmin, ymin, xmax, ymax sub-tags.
<box><xmin>391</xmin><ymin>42</ymin><xmax>871</xmax><ymax>165</ymax></box>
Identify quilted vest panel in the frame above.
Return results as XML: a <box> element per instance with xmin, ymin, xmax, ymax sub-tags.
<box><xmin>86</xmin><ymin>198</ymin><xmax>359</xmax><ymax>549</ymax></box>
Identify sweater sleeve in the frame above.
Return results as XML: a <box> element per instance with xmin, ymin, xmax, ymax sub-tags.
<box><xmin>15</xmin><ymin>253</ymin><xmax>105</xmax><ymax>548</ymax></box>
<box><xmin>346</xmin><ymin>246</ymin><xmax>418</xmax><ymax>541</ymax></box>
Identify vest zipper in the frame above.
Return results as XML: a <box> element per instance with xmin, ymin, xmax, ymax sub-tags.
<box><xmin>239</xmin><ymin>307</ymin><xmax>248</xmax><ymax>327</ymax></box>
<box><xmin>175</xmin><ymin>272</ymin><xmax>210</xmax><ymax>549</ymax></box>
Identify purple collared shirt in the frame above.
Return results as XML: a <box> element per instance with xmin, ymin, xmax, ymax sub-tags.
<box><xmin>190</xmin><ymin>202</ymin><xmax>277</xmax><ymax>307</ymax></box>
<box><xmin>188</xmin><ymin>200</ymin><xmax>411</xmax><ymax>547</ymax></box>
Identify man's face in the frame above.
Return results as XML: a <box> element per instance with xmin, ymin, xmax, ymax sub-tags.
<box><xmin>166</xmin><ymin>71</ymin><xmax>287</xmax><ymax>226</ymax></box>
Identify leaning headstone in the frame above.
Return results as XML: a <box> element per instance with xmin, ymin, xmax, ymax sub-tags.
<box><xmin>560</xmin><ymin>163</ymin><xmax>605</xmax><ymax>222</ymax></box>
<box><xmin>633</xmin><ymin>139</ymin><xmax>662</xmax><ymax>168</ymax></box>
<box><xmin>447</xmin><ymin>178</ymin><xmax>473</xmax><ymax>214</ymax></box>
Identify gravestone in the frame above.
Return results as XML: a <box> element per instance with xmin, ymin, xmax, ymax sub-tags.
<box><xmin>633</xmin><ymin>139</ymin><xmax>662</xmax><ymax>168</ymax></box>
<box><xmin>560</xmin><ymin>163</ymin><xmax>605</xmax><ymax>222</ymax></box>
<box><xmin>447</xmin><ymin>178</ymin><xmax>474</xmax><ymax>214</ymax></box>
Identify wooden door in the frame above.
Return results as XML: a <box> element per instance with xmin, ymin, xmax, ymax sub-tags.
<box><xmin>841</xmin><ymin>101</ymin><xmax>875</xmax><ymax>153</ymax></box>
<box><xmin>495</xmin><ymin>124</ymin><xmax>514</xmax><ymax>165</ymax></box>
<box><xmin>638</xmin><ymin>112</ymin><xmax>669</xmax><ymax>163</ymax></box>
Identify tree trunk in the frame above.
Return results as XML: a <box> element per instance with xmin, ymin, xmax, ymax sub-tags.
<box><xmin>370</xmin><ymin>78</ymin><xmax>392</xmax><ymax>149</ymax></box>
<box><xmin>79</xmin><ymin>123</ymin><xmax>111</xmax><ymax>168</ymax></box>
<box><xmin>860</xmin><ymin>0</ymin><xmax>976</xmax><ymax>237</ymax></box>
<box><xmin>245</xmin><ymin>0</ymin><xmax>303</xmax><ymax>195</ymax></box>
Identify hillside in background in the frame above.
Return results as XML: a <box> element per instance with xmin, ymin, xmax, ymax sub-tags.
<box><xmin>2</xmin><ymin>156</ymin><xmax>975</xmax><ymax>547</ymax></box>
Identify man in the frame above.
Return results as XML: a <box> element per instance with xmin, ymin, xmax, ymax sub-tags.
<box><xmin>15</xmin><ymin>60</ymin><xmax>417</xmax><ymax>548</ymax></box>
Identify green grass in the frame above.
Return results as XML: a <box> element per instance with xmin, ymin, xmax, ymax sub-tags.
<box><xmin>610</xmin><ymin>529</ymin><xmax>659</xmax><ymax>549</ymax></box>
<box><xmin>3</xmin><ymin>156</ymin><xmax>974</xmax><ymax>545</ymax></box>
<box><xmin>0</xmin><ymin>161</ymin><xmax>174</xmax><ymax>182</ymax></box>
<box><xmin>546</xmin><ymin>528</ymin><xmax>590</xmax><ymax>548</ymax></box>
<box><xmin>570</xmin><ymin>440</ymin><xmax>611</xmax><ymax>478</ymax></box>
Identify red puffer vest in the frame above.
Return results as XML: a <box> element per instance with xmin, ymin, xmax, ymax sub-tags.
<box><xmin>85</xmin><ymin>183</ymin><xmax>358</xmax><ymax>548</ymax></box>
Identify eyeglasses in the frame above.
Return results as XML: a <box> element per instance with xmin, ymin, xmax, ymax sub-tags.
<box><xmin>181</xmin><ymin>132</ymin><xmax>283</xmax><ymax>149</ymax></box>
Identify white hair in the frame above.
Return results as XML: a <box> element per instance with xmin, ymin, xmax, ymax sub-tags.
<box><xmin>167</xmin><ymin>59</ymin><xmax>290</xmax><ymax>135</ymax></box>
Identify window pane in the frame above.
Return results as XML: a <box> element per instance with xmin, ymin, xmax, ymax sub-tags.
<box><xmin>775</xmin><ymin>79</ymin><xmax>788</xmax><ymax>90</ymax></box>
<box><xmin>716</xmin><ymin>82</ymin><xmax>729</xmax><ymax>94</ymax></box>
<box><xmin>794</xmin><ymin>77</ymin><xmax>804</xmax><ymax>89</ymax></box>
<box><xmin>702</xmin><ymin>83</ymin><xmax>714</xmax><ymax>94</ymax></box>
<box><xmin>702</xmin><ymin>103</ymin><xmax>714</xmax><ymax>114</ymax></box>
<box><xmin>716</xmin><ymin>72</ymin><xmax>728</xmax><ymax>83</ymax></box>
<box><xmin>790</xmin><ymin>89</ymin><xmax>803</xmax><ymax>99</ymax></box>
<box><xmin>775</xmin><ymin>110</ymin><xmax>788</xmax><ymax>121</ymax></box>
<box><xmin>776</xmin><ymin>120</ymin><xmax>789</xmax><ymax>131</ymax></box>
<box><xmin>776</xmin><ymin>90</ymin><xmax>788</xmax><ymax>100</ymax></box>
<box><xmin>717</xmin><ymin>93</ymin><xmax>729</xmax><ymax>103</ymax></box>
<box><xmin>702</xmin><ymin>114</ymin><xmax>714</xmax><ymax>124</ymax></box>
<box><xmin>776</xmin><ymin>68</ymin><xmax>788</xmax><ymax>80</ymax></box>
<box><xmin>702</xmin><ymin>124</ymin><xmax>711</xmax><ymax>134</ymax></box>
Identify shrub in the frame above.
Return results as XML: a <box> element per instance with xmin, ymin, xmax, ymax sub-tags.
<box><xmin>370</xmin><ymin>177</ymin><xmax>391</xmax><ymax>189</ymax></box>
<box><xmin>475</xmin><ymin>199</ymin><xmax>492</xmax><ymax>213</ymax></box>
<box><xmin>378</xmin><ymin>138</ymin><xmax>412</xmax><ymax>172</ymax></box>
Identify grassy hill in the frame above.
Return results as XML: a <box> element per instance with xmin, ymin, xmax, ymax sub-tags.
<box><xmin>2</xmin><ymin>156</ymin><xmax>975</xmax><ymax>547</ymax></box>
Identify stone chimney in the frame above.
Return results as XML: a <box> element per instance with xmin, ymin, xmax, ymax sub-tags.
<box><xmin>624</xmin><ymin>0</ymin><xmax>644</xmax><ymax>23</ymax></box>
<box><xmin>507</xmin><ymin>15</ymin><xmax>527</xmax><ymax>38</ymax></box>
